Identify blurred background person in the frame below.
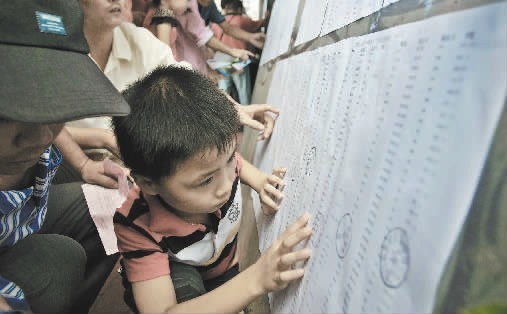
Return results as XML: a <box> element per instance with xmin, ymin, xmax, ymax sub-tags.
<box><xmin>145</xmin><ymin>0</ymin><xmax>253</xmax><ymax>77</ymax></box>
<box><xmin>198</xmin><ymin>0</ymin><xmax>265</xmax><ymax>49</ymax></box>
<box><xmin>211</xmin><ymin>0</ymin><xmax>267</xmax><ymax>104</ymax></box>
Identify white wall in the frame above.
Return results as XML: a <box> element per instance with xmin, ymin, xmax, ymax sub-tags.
<box><xmin>242</xmin><ymin>0</ymin><xmax>260</xmax><ymax>19</ymax></box>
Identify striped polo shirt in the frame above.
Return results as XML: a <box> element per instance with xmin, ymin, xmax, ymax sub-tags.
<box><xmin>114</xmin><ymin>153</ymin><xmax>243</xmax><ymax>282</ymax></box>
<box><xmin>0</xmin><ymin>145</ymin><xmax>62</xmax><ymax>309</ymax></box>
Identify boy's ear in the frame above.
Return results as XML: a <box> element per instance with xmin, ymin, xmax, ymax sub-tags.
<box><xmin>132</xmin><ymin>173</ymin><xmax>159</xmax><ymax>195</ymax></box>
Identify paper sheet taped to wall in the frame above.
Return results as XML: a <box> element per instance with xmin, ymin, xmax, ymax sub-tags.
<box><xmin>259</xmin><ymin>0</ymin><xmax>300</xmax><ymax>65</ymax></box>
<box><xmin>296</xmin><ymin>0</ymin><xmax>403</xmax><ymax>46</ymax></box>
<box><xmin>252</xmin><ymin>3</ymin><xmax>506</xmax><ymax>313</ymax></box>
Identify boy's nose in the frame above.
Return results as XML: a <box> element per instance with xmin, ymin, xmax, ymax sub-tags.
<box><xmin>216</xmin><ymin>174</ymin><xmax>233</xmax><ymax>200</ymax></box>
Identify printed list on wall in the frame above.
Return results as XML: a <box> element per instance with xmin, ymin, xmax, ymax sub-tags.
<box><xmin>252</xmin><ymin>3</ymin><xmax>507</xmax><ymax>313</ymax></box>
<box><xmin>296</xmin><ymin>0</ymin><xmax>402</xmax><ymax>46</ymax></box>
<box><xmin>259</xmin><ymin>0</ymin><xmax>299</xmax><ymax>65</ymax></box>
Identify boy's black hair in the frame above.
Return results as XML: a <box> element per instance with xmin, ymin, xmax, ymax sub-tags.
<box><xmin>112</xmin><ymin>65</ymin><xmax>241</xmax><ymax>182</ymax></box>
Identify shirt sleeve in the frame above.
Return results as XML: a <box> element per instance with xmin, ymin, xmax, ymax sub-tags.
<box><xmin>115</xmin><ymin>219</ymin><xmax>172</xmax><ymax>282</ymax></box>
<box><xmin>209</xmin><ymin>3</ymin><xmax>225</xmax><ymax>24</ymax></box>
<box><xmin>187</xmin><ymin>2</ymin><xmax>214</xmax><ymax>47</ymax></box>
<box><xmin>0</xmin><ymin>275</ymin><xmax>28</xmax><ymax>310</ymax></box>
<box><xmin>114</xmin><ymin>187</ymin><xmax>172</xmax><ymax>282</ymax></box>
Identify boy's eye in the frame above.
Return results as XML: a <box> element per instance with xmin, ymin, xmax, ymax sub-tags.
<box><xmin>227</xmin><ymin>153</ymin><xmax>235</xmax><ymax>163</ymax></box>
<box><xmin>198</xmin><ymin>177</ymin><xmax>213</xmax><ymax>187</ymax></box>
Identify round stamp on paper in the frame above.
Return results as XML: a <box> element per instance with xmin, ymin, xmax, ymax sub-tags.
<box><xmin>336</xmin><ymin>213</ymin><xmax>353</xmax><ymax>258</ymax></box>
<box><xmin>379</xmin><ymin>227</ymin><xmax>410</xmax><ymax>288</ymax></box>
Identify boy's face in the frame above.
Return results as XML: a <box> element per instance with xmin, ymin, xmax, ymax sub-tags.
<box><xmin>150</xmin><ymin>140</ymin><xmax>237</xmax><ymax>216</ymax></box>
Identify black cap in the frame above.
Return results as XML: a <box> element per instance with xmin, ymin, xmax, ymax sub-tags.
<box><xmin>0</xmin><ymin>0</ymin><xmax>130</xmax><ymax>123</ymax></box>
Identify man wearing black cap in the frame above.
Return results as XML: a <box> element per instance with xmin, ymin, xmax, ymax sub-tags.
<box><xmin>0</xmin><ymin>0</ymin><xmax>130</xmax><ymax>312</ymax></box>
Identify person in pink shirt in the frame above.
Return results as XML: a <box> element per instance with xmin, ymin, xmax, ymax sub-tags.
<box><xmin>144</xmin><ymin>0</ymin><xmax>253</xmax><ymax>76</ymax></box>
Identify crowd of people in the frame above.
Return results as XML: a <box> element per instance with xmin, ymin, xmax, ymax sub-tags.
<box><xmin>0</xmin><ymin>0</ymin><xmax>312</xmax><ymax>313</ymax></box>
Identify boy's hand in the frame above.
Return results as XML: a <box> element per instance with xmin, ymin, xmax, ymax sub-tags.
<box><xmin>259</xmin><ymin>167</ymin><xmax>287</xmax><ymax>215</ymax></box>
<box><xmin>252</xmin><ymin>213</ymin><xmax>312</xmax><ymax>294</ymax></box>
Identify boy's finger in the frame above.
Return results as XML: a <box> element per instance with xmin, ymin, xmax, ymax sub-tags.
<box><xmin>261</xmin><ymin>204</ymin><xmax>277</xmax><ymax>215</ymax></box>
<box><xmin>261</xmin><ymin>194</ymin><xmax>280</xmax><ymax>211</ymax></box>
<box><xmin>282</xmin><ymin>212</ymin><xmax>310</xmax><ymax>236</ymax></box>
<box><xmin>268</xmin><ymin>174</ymin><xmax>284</xmax><ymax>186</ymax></box>
<box><xmin>279</xmin><ymin>268</ymin><xmax>305</xmax><ymax>282</ymax></box>
<box><xmin>264</xmin><ymin>183</ymin><xmax>284</xmax><ymax>200</ymax></box>
<box><xmin>272</xmin><ymin>167</ymin><xmax>287</xmax><ymax>176</ymax></box>
<box><xmin>282</xmin><ymin>226</ymin><xmax>312</xmax><ymax>250</ymax></box>
<box><xmin>268</xmin><ymin>176</ymin><xmax>285</xmax><ymax>193</ymax></box>
<box><xmin>280</xmin><ymin>248</ymin><xmax>312</xmax><ymax>266</ymax></box>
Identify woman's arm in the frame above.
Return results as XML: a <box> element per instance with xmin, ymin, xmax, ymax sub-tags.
<box><xmin>219</xmin><ymin>20</ymin><xmax>265</xmax><ymax>49</ymax></box>
<box><xmin>54</xmin><ymin>128</ymin><xmax>119</xmax><ymax>188</ymax></box>
<box><xmin>206</xmin><ymin>36</ymin><xmax>254</xmax><ymax>61</ymax></box>
<box><xmin>155</xmin><ymin>22</ymin><xmax>173</xmax><ymax>46</ymax></box>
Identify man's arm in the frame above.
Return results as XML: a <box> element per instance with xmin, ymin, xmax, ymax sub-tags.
<box><xmin>54</xmin><ymin>128</ymin><xmax>119</xmax><ymax>188</ymax></box>
<box><xmin>66</xmin><ymin>126</ymin><xmax>119</xmax><ymax>157</ymax></box>
<box><xmin>219</xmin><ymin>20</ymin><xmax>265</xmax><ymax>49</ymax></box>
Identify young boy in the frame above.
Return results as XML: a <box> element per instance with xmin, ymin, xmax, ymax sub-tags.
<box><xmin>112</xmin><ymin>65</ymin><xmax>312</xmax><ymax>313</ymax></box>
